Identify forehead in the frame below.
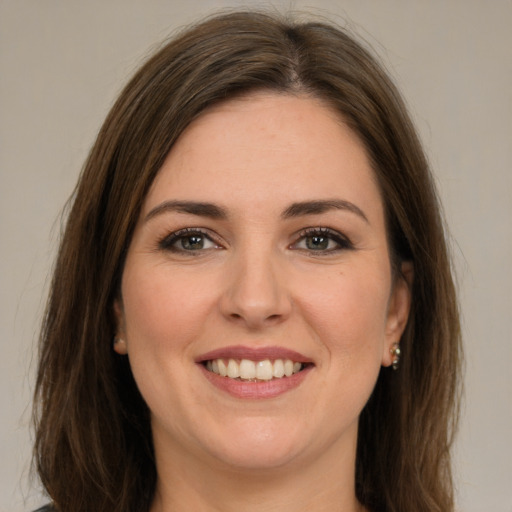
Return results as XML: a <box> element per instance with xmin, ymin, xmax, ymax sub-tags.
<box><xmin>142</xmin><ymin>92</ymin><xmax>383</xmax><ymax>222</ymax></box>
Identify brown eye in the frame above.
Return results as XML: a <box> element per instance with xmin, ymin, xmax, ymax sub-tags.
<box><xmin>159</xmin><ymin>229</ymin><xmax>220</xmax><ymax>253</ymax></box>
<box><xmin>179</xmin><ymin>234</ymin><xmax>207</xmax><ymax>250</ymax></box>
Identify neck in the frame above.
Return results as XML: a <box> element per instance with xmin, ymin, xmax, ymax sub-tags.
<box><xmin>150</xmin><ymin>428</ymin><xmax>365</xmax><ymax>512</ymax></box>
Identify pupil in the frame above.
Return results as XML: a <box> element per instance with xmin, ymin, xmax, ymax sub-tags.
<box><xmin>307</xmin><ymin>236</ymin><xmax>328</xmax><ymax>250</ymax></box>
<box><xmin>183</xmin><ymin>235</ymin><xmax>203</xmax><ymax>250</ymax></box>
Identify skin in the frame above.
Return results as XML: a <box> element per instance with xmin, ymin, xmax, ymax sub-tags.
<box><xmin>114</xmin><ymin>92</ymin><xmax>412</xmax><ymax>512</ymax></box>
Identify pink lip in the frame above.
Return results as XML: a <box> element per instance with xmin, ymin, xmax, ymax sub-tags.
<box><xmin>195</xmin><ymin>345</ymin><xmax>314</xmax><ymax>399</ymax></box>
<box><xmin>195</xmin><ymin>345</ymin><xmax>312</xmax><ymax>364</ymax></box>
<box><xmin>198</xmin><ymin>363</ymin><xmax>313</xmax><ymax>399</ymax></box>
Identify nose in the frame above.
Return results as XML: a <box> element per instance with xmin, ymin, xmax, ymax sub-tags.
<box><xmin>220</xmin><ymin>245</ymin><xmax>292</xmax><ymax>330</ymax></box>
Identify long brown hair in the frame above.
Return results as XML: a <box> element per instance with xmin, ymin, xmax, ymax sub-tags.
<box><xmin>33</xmin><ymin>11</ymin><xmax>462</xmax><ymax>512</ymax></box>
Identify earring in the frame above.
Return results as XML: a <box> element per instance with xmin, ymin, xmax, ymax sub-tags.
<box><xmin>113</xmin><ymin>337</ymin><xmax>127</xmax><ymax>354</ymax></box>
<box><xmin>390</xmin><ymin>343</ymin><xmax>401</xmax><ymax>371</ymax></box>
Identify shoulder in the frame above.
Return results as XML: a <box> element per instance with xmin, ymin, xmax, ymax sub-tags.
<box><xmin>33</xmin><ymin>506</ymin><xmax>54</xmax><ymax>512</ymax></box>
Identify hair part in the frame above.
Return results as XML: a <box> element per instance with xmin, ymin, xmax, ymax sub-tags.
<box><xmin>33</xmin><ymin>11</ymin><xmax>462</xmax><ymax>512</ymax></box>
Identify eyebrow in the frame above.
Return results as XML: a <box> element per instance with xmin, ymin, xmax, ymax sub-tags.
<box><xmin>145</xmin><ymin>201</ymin><xmax>228</xmax><ymax>222</ymax></box>
<box><xmin>145</xmin><ymin>198</ymin><xmax>368</xmax><ymax>224</ymax></box>
<box><xmin>281</xmin><ymin>200</ymin><xmax>369</xmax><ymax>223</ymax></box>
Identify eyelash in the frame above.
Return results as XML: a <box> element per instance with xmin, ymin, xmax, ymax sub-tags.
<box><xmin>292</xmin><ymin>227</ymin><xmax>354</xmax><ymax>254</ymax></box>
<box><xmin>158</xmin><ymin>228</ymin><xmax>221</xmax><ymax>254</ymax></box>
<box><xmin>158</xmin><ymin>226</ymin><xmax>353</xmax><ymax>255</ymax></box>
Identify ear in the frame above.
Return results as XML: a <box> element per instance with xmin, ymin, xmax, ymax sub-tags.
<box><xmin>113</xmin><ymin>299</ymin><xmax>128</xmax><ymax>355</ymax></box>
<box><xmin>382</xmin><ymin>261</ymin><xmax>413</xmax><ymax>367</ymax></box>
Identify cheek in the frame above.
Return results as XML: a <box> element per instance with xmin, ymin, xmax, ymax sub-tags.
<box><xmin>119</xmin><ymin>262</ymin><xmax>219</xmax><ymax>419</ymax></box>
<box><xmin>296</xmin><ymin>263</ymin><xmax>391</xmax><ymax>362</ymax></box>
<box><xmin>121</xmin><ymin>262</ymin><xmax>214</xmax><ymax>354</ymax></box>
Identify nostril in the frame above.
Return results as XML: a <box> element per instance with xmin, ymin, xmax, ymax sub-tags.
<box><xmin>227</xmin><ymin>311</ymin><xmax>283</xmax><ymax>328</ymax></box>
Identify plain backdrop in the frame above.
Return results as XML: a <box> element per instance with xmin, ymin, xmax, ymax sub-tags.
<box><xmin>1</xmin><ymin>1</ymin><xmax>511</xmax><ymax>511</ymax></box>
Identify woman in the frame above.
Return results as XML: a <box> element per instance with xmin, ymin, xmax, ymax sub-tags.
<box><xmin>33</xmin><ymin>11</ymin><xmax>462</xmax><ymax>512</ymax></box>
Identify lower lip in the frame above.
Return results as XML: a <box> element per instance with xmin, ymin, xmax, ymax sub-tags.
<box><xmin>198</xmin><ymin>364</ymin><xmax>313</xmax><ymax>399</ymax></box>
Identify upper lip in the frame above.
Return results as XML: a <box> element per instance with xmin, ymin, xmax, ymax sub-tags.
<box><xmin>196</xmin><ymin>345</ymin><xmax>313</xmax><ymax>364</ymax></box>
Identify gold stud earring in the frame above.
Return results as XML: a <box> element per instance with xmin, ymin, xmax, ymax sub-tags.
<box><xmin>390</xmin><ymin>343</ymin><xmax>401</xmax><ymax>371</ymax></box>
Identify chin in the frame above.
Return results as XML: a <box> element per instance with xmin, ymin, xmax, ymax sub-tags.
<box><xmin>210</xmin><ymin>442</ymin><xmax>302</xmax><ymax>472</ymax></box>
<box><xmin>198</xmin><ymin>417</ymin><xmax>308</xmax><ymax>471</ymax></box>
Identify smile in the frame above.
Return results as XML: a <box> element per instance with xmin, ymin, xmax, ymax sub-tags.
<box><xmin>197</xmin><ymin>346</ymin><xmax>314</xmax><ymax>398</ymax></box>
<box><xmin>205</xmin><ymin>358</ymin><xmax>305</xmax><ymax>381</ymax></box>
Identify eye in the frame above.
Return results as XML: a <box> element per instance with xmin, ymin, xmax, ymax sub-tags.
<box><xmin>292</xmin><ymin>227</ymin><xmax>353</xmax><ymax>253</ymax></box>
<box><xmin>159</xmin><ymin>228</ymin><xmax>221</xmax><ymax>253</ymax></box>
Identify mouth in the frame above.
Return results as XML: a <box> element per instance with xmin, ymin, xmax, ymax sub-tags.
<box><xmin>203</xmin><ymin>358</ymin><xmax>311</xmax><ymax>382</ymax></box>
<box><xmin>196</xmin><ymin>346</ymin><xmax>314</xmax><ymax>397</ymax></box>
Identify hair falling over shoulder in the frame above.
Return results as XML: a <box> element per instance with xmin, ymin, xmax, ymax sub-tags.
<box><xmin>33</xmin><ymin>10</ymin><xmax>462</xmax><ymax>512</ymax></box>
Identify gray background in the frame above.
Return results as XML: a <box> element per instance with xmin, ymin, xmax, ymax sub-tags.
<box><xmin>1</xmin><ymin>1</ymin><xmax>511</xmax><ymax>511</ymax></box>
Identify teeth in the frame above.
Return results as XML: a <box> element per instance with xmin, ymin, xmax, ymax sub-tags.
<box><xmin>273</xmin><ymin>359</ymin><xmax>285</xmax><ymax>378</ymax></box>
<box><xmin>206</xmin><ymin>358</ymin><xmax>305</xmax><ymax>381</ymax></box>
<box><xmin>284</xmin><ymin>359</ymin><xmax>294</xmax><ymax>377</ymax></box>
<box><xmin>256</xmin><ymin>360</ymin><xmax>273</xmax><ymax>381</ymax></box>
<box><xmin>239</xmin><ymin>359</ymin><xmax>256</xmax><ymax>379</ymax></box>
<box><xmin>218</xmin><ymin>359</ymin><xmax>227</xmax><ymax>377</ymax></box>
<box><xmin>227</xmin><ymin>359</ymin><xmax>240</xmax><ymax>378</ymax></box>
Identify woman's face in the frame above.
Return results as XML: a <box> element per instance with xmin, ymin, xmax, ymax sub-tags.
<box><xmin>115</xmin><ymin>93</ymin><xmax>411</xmax><ymax>472</ymax></box>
